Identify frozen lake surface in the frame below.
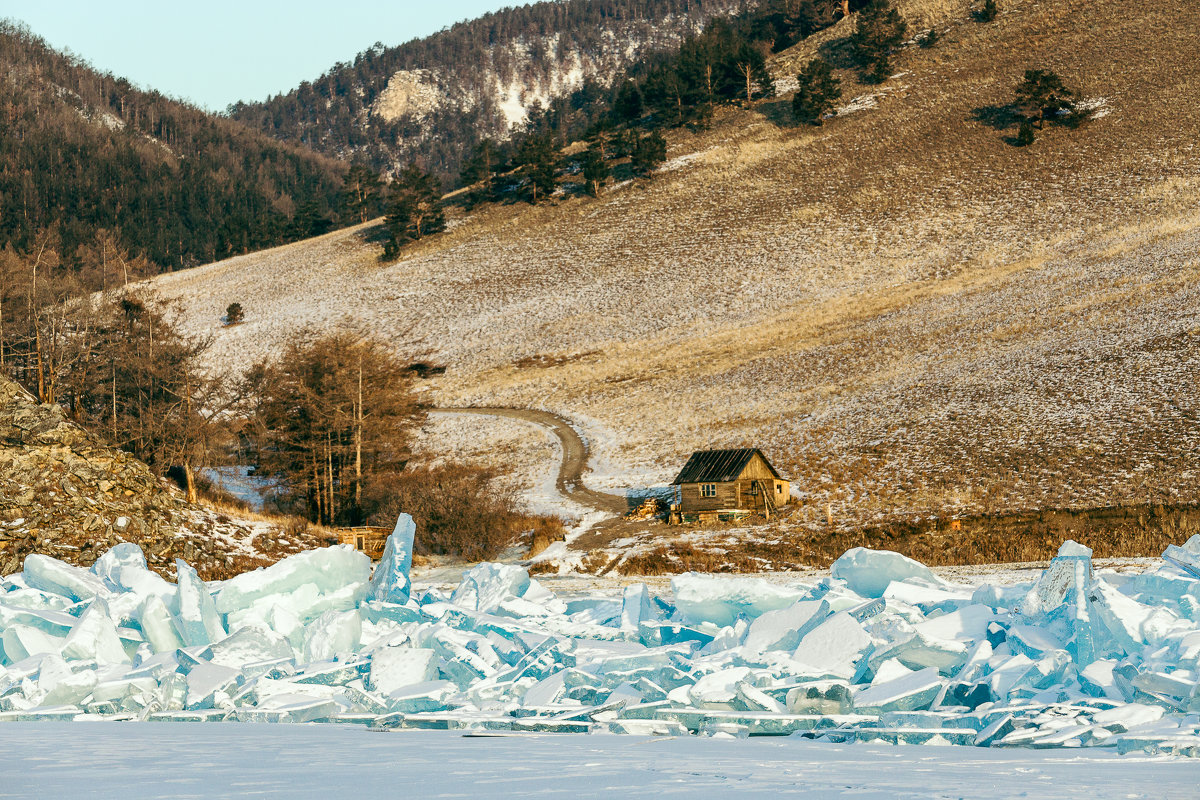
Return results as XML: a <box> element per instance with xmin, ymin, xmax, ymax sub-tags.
<box><xmin>1</xmin><ymin>721</ymin><xmax>1196</xmax><ymax>799</ymax></box>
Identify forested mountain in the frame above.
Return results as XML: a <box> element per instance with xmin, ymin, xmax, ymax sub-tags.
<box><xmin>229</xmin><ymin>0</ymin><xmax>750</xmax><ymax>181</ymax></box>
<box><xmin>0</xmin><ymin>21</ymin><xmax>347</xmax><ymax>273</ymax></box>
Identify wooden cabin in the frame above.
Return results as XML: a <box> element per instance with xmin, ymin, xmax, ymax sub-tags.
<box><xmin>670</xmin><ymin>448</ymin><xmax>790</xmax><ymax>523</ymax></box>
<box><xmin>336</xmin><ymin>526</ymin><xmax>389</xmax><ymax>560</ymax></box>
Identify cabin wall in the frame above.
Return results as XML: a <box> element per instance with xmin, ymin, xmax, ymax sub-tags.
<box><xmin>679</xmin><ymin>482</ymin><xmax>739</xmax><ymax>512</ymax></box>
<box><xmin>737</xmin><ymin>454</ymin><xmax>778</xmax><ymax>481</ymax></box>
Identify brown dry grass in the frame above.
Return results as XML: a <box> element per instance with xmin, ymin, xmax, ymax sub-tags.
<box><xmin>615</xmin><ymin>502</ymin><xmax>1200</xmax><ymax>575</ymax></box>
<box><xmin>148</xmin><ymin>0</ymin><xmax>1200</xmax><ymax>559</ymax></box>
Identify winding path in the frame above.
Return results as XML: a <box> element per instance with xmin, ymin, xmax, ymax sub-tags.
<box><xmin>431</xmin><ymin>408</ymin><xmax>628</xmax><ymax>514</ymax></box>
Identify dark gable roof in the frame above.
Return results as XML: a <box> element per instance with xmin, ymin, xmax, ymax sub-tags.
<box><xmin>671</xmin><ymin>448</ymin><xmax>783</xmax><ymax>485</ymax></box>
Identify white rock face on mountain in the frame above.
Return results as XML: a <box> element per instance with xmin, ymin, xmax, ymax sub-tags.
<box><xmin>371</xmin><ymin>70</ymin><xmax>443</xmax><ymax>122</ymax></box>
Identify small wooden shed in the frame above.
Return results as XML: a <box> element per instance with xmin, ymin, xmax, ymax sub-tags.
<box><xmin>670</xmin><ymin>448</ymin><xmax>790</xmax><ymax>522</ymax></box>
<box><xmin>336</xmin><ymin>526</ymin><xmax>390</xmax><ymax>560</ymax></box>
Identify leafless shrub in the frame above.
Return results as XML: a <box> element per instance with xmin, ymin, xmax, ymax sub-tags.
<box><xmin>367</xmin><ymin>464</ymin><xmax>562</xmax><ymax>561</ymax></box>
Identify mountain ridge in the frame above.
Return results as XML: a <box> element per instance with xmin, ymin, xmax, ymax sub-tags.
<box><xmin>228</xmin><ymin>0</ymin><xmax>748</xmax><ymax>179</ymax></box>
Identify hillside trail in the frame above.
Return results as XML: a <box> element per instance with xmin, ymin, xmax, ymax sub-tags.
<box><xmin>430</xmin><ymin>408</ymin><xmax>629</xmax><ymax>515</ymax></box>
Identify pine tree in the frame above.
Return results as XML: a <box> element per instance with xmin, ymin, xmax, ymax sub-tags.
<box><xmin>515</xmin><ymin>132</ymin><xmax>558</xmax><ymax>204</ymax></box>
<box><xmin>978</xmin><ymin>0</ymin><xmax>998</xmax><ymax>22</ymax></box>
<box><xmin>1014</xmin><ymin>69</ymin><xmax>1074</xmax><ymax>129</ymax></box>
<box><xmin>732</xmin><ymin>42</ymin><xmax>775</xmax><ymax>105</ymax></box>
<box><xmin>459</xmin><ymin>139</ymin><xmax>503</xmax><ymax>207</ymax></box>
<box><xmin>849</xmin><ymin>0</ymin><xmax>907</xmax><ymax>83</ymax></box>
<box><xmin>792</xmin><ymin>58</ymin><xmax>841</xmax><ymax>125</ymax></box>
<box><xmin>631</xmin><ymin>131</ymin><xmax>667</xmax><ymax>176</ymax></box>
<box><xmin>582</xmin><ymin>144</ymin><xmax>610</xmax><ymax>197</ymax></box>
<box><xmin>1015</xmin><ymin>119</ymin><xmax>1035</xmax><ymax>146</ymax></box>
<box><xmin>613</xmin><ymin>81</ymin><xmax>645</xmax><ymax>123</ymax></box>
<box><xmin>341</xmin><ymin>164</ymin><xmax>382</xmax><ymax>224</ymax></box>
<box><xmin>224</xmin><ymin>302</ymin><xmax>244</xmax><ymax>326</ymax></box>
<box><xmin>382</xmin><ymin>164</ymin><xmax>445</xmax><ymax>260</ymax></box>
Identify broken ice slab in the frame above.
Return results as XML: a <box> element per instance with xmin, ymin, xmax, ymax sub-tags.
<box><xmin>1018</xmin><ymin>542</ymin><xmax>1093</xmax><ymax>617</ymax></box>
<box><xmin>1092</xmin><ymin>581</ymin><xmax>1184</xmax><ymax>655</ymax></box>
<box><xmin>213</xmin><ymin>546</ymin><xmax>371</xmax><ymax>622</ymax></box>
<box><xmin>2</xmin><ymin>624</ymin><xmax>68</xmax><ymax>662</ymax></box>
<box><xmin>792</xmin><ymin>611</ymin><xmax>872</xmax><ymax>679</ymax></box>
<box><xmin>852</xmin><ymin>666</ymin><xmax>942</xmax><ymax>714</ymax></box>
<box><xmin>386</xmin><ymin>680</ymin><xmax>458</xmax><ymax>713</ymax></box>
<box><xmin>0</xmin><ymin>603</ymin><xmax>77</xmax><ymax>639</ymax></box>
<box><xmin>175</xmin><ymin>561</ymin><xmax>226</xmax><ymax>647</ymax></box>
<box><xmin>1163</xmin><ymin>545</ymin><xmax>1200</xmax><ymax>580</ymax></box>
<box><xmin>602</xmin><ymin>719</ymin><xmax>689</xmax><ymax>736</ymax></box>
<box><xmin>973</xmin><ymin>713</ymin><xmax>1016</xmax><ymax>746</ymax></box>
<box><xmin>234</xmin><ymin>696</ymin><xmax>338</xmax><ymax>724</ymax></box>
<box><xmin>91</xmin><ymin>543</ymin><xmax>174</xmax><ymax>603</ymax></box>
<box><xmin>138</xmin><ymin>596</ymin><xmax>184</xmax><ymax>654</ymax></box>
<box><xmin>183</xmin><ymin>661</ymin><xmax>242</xmax><ymax>709</ymax></box>
<box><xmin>22</xmin><ymin>555</ymin><xmax>110</xmax><ymax>603</ymax></box>
<box><xmin>845</xmin><ymin>727</ymin><xmax>978</xmax><ymax>746</ymax></box>
<box><xmin>294</xmin><ymin>659</ymin><xmax>367</xmax><ymax>686</ymax></box>
<box><xmin>1091</xmin><ymin>702</ymin><xmax>1165</xmax><ymax>732</ymax></box>
<box><xmin>369</xmin><ymin>647</ymin><xmax>438</xmax><ymax>695</ymax></box>
<box><xmin>913</xmin><ymin>605</ymin><xmax>998</xmax><ymax>644</ymax></box>
<box><xmin>450</xmin><ymin>563</ymin><xmax>533</xmax><ymax>614</ymax></box>
<box><xmin>327</xmin><ymin>713</ymin><xmax>381</xmax><ymax>726</ymax></box>
<box><xmin>830</xmin><ymin>548</ymin><xmax>943</xmax><ymax>599</ymax></box>
<box><xmin>785</xmin><ymin>681</ymin><xmax>853</xmax><ymax>714</ymax></box>
<box><xmin>742</xmin><ymin>600</ymin><xmax>829</xmax><ymax>655</ymax></box>
<box><xmin>144</xmin><ymin>709</ymin><xmax>229</xmax><ymax>723</ymax></box>
<box><xmin>882</xmin><ymin>582</ymin><xmax>972</xmax><ymax>614</ymax></box>
<box><xmin>369</xmin><ymin>514</ymin><xmax>416</xmax><ymax>605</ymax></box>
<box><xmin>639</xmin><ymin>621</ymin><xmax>714</xmax><ymax>648</ymax></box>
<box><xmin>1004</xmin><ymin>625</ymin><xmax>1064</xmax><ymax>660</ymax></box>
<box><xmin>699</xmin><ymin>721</ymin><xmax>749</xmax><ymax>738</ymax></box>
<box><xmin>1115</xmin><ymin>734</ymin><xmax>1200</xmax><ymax>756</ymax></box>
<box><xmin>302</xmin><ymin>610</ymin><xmax>362</xmax><ymax>663</ymax></box>
<box><xmin>61</xmin><ymin>602</ymin><xmax>133</xmax><ymax>664</ymax></box>
<box><xmin>868</xmin><ymin>631</ymin><xmax>968</xmax><ymax>674</ymax></box>
<box><xmin>736</xmin><ymin>682</ymin><xmax>785</xmax><ymax>713</ymax></box>
<box><xmin>372</xmin><ymin>711</ymin><xmax>517</xmax><ymax>732</ymax></box>
<box><xmin>655</xmin><ymin>708</ymin><xmax>874</xmax><ymax>736</ymax></box>
<box><xmin>620</xmin><ymin>584</ymin><xmax>654</xmax><ymax>631</ymax></box>
<box><xmin>0</xmin><ymin>704</ymin><xmax>83</xmax><ymax>722</ymax></box>
<box><xmin>616</xmin><ymin>699</ymin><xmax>672</xmax><ymax>720</ymax></box>
<box><xmin>670</xmin><ymin>573</ymin><xmax>807</xmax><ymax>628</ymax></box>
<box><xmin>684</xmin><ymin>666</ymin><xmax>754</xmax><ymax>710</ymax></box>
<box><xmin>208</xmin><ymin>626</ymin><xmax>293</xmax><ymax>669</ymax></box>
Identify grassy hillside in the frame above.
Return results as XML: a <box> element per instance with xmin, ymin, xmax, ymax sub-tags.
<box><xmin>145</xmin><ymin>0</ymin><xmax>1200</xmax><ymax>542</ymax></box>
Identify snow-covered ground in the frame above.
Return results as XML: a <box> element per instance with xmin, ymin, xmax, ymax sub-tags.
<box><xmin>2</xmin><ymin>722</ymin><xmax>1196</xmax><ymax>799</ymax></box>
<box><xmin>412</xmin><ymin>411</ymin><xmax>592</xmax><ymax>520</ymax></box>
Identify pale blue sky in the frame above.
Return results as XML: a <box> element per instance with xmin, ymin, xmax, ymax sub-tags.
<box><xmin>0</xmin><ymin>1</ymin><xmax>517</xmax><ymax>112</ymax></box>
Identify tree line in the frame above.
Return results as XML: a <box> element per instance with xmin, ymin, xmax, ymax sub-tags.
<box><xmin>229</xmin><ymin>0</ymin><xmax>747</xmax><ymax>182</ymax></box>
<box><xmin>1</xmin><ymin>237</ymin><xmax>544</xmax><ymax>555</ymax></box>
<box><xmin>0</xmin><ymin>21</ymin><xmax>348</xmax><ymax>276</ymax></box>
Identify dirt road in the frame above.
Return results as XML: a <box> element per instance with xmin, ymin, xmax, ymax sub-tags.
<box><xmin>431</xmin><ymin>408</ymin><xmax>628</xmax><ymax>514</ymax></box>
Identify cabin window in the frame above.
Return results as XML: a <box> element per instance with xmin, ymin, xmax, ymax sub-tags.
<box><xmin>776</xmin><ymin>484</ymin><xmax>782</xmax><ymax>494</ymax></box>
<box><xmin>355</xmin><ymin>535</ymin><xmax>365</xmax><ymax>550</ymax></box>
<box><xmin>701</xmin><ymin>484</ymin><xmax>717</xmax><ymax>498</ymax></box>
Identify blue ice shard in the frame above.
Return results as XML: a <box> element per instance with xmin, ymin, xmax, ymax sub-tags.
<box><xmin>370</xmin><ymin>514</ymin><xmax>416</xmax><ymax>604</ymax></box>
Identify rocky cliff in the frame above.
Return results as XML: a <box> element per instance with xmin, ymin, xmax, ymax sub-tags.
<box><xmin>0</xmin><ymin>378</ymin><xmax>313</xmax><ymax>579</ymax></box>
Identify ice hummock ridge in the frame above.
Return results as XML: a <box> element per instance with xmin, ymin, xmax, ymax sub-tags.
<box><xmin>3</xmin><ymin>527</ymin><xmax>1200</xmax><ymax>756</ymax></box>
